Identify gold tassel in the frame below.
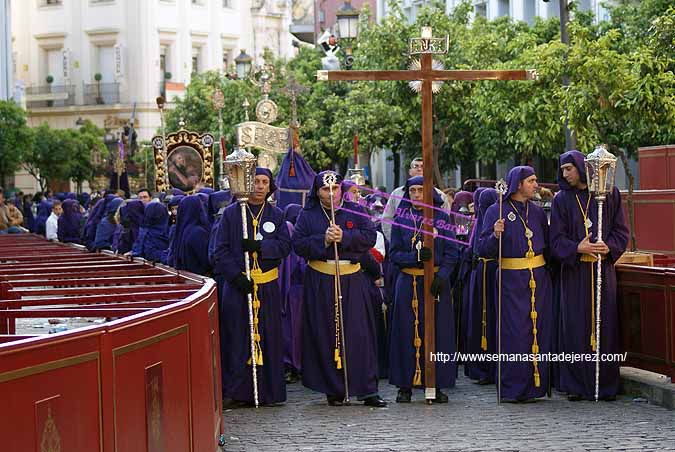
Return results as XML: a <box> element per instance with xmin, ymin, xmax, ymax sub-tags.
<box><xmin>413</xmin><ymin>369</ymin><xmax>422</xmax><ymax>386</ymax></box>
<box><xmin>334</xmin><ymin>348</ymin><xmax>342</xmax><ymax>369</ymax></box>
<box><xmin>411</xmin><ymin>275</ymin><xmax>423</xmax><ymax>387</ymax></box>
<box><xmin>534</xmin><ymin>368</ymin><xmax>541</xmax><ymax>388</ymax></box>
<box><xmin>481</xmin><ymin>336</ymin><xmax>488</xmax><ymax>351</ymax></box>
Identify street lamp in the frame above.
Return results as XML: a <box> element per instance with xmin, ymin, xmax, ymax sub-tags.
<box><xmin>235</xmin><ymin>50</ymin><xmax>253</xmax><ymax>80</ymax></box>
<box><xmin>336</xmin><ymin>0</ymin><xmax>360</xmax><ymax>69</ymax></box>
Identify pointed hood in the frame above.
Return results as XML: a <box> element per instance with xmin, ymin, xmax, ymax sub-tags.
<box><xmin>275</xmin><ymin>149</ymin><xmax>316</xmax><ymax>209</ymax></box>
<box><xmin>558</xmin><ymin>150</ymin><xmax>587</xmax><ymax>190</ymax></box>
<box><xmin>305</xmin><ymin>171</ymin><xmax>343</xmax><ymax>210</ymax></box>
<box><xmin>505</xmin><ymin>166</ymin><xmax>536</xmax><ymax>200</ymax></box>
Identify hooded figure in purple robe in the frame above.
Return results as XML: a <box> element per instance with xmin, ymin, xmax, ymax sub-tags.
<box><xmin>198</xmin><ymin>187</ymin><xmax>214</xmax><ymax>195</ymax></box>
<box><xmin>78</xmin><ymin>192</ymin><xmax>91</xmax><ymax>210</ymax></box>
<box><xmin>213</xmin><ymin>167</ymin><xmax>291</xmax><ymax>406</ymax></box>
<box><xmin>275</xmin><ymin>149</ymin><xmax>316</xmax><ymax>209</ymax></box>
<box><xmin>388</xmin><ymin>176</ymin><xmax>460</xmax><ymax>403</ymax></box>
<box><xmin>465</xmin><ymin>188</ymin><xmax>499</xmax><ymax>383</ymax></box>
<box><xmin>35</xmin><ymin>200</ymin><xmax>53</xmax><ymax>236</ymax></box>
<box><xmin>162</xmin><ymin>195</ymin><xmax>184</xmax><ymax>265</ymax></box>
<box><xmin>82</xmin><ymin>194</ymin><xmax>118</xmax><ymax>250</ymax></box>
<box><xmin>208</xmin><ymin>190</ymin><xmax>232</xmax><ymax>223</ymax></box>
<box><xmin>131</xmin><ymin>202</ymin><xmax>169</xmax><ymax>262</ymax></box>
<box><xmin>452</xmin><ymin>190</ymin><xmax>475</xmax><ymax>363</ymax></box>
<box><xmin>479</xmin><ymin>166</ymin><xmax>552</xmax><ymax>402</ymax></box>
<box><xmin>57</xmin><ymin>199</ymin><xmax>83</xmax><ymax>244</ymax></box>
<box><xmin>278</xmin><ymin>203</ymin><xmax>305</xmax><ymax>381</ymax></box>
<box><xmin>292</xmin><ymin>171</ymin><xmax>386</xmax><ymax>407</ymax></box>
<box><xmin>168</xmin><ymin>195</ymin><xmax>211</xmax><ymax>275</ymax></box>
<box><xmin>550</xmin><ymin>150</ymin><xmax>628</xmax><ymax>401</ymax></box>
<box><xmin>114</xmin><ymin>200</ymin><xmax>145</xmax><ymax>255</ymax></box>
<box><xmin>93</xmin><ymin>197</ymin><xmax>124</xmax><ymax>250</ymax></box>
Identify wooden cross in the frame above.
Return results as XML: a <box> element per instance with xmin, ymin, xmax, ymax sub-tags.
<box><xmin>317</xmin><ymin>26</ymin><xmax>537</xmax><ymax>402</ymax></box>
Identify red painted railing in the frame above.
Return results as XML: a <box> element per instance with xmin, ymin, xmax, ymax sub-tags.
<box><xmin>617</xmin><ymin>263</ymin><xmax>675</xmax><ymax>380</ymax></box>
<box><xmin>0</xmin><ymin>234</ymin><xmax>223</xmax><ymax>452</ymax></box>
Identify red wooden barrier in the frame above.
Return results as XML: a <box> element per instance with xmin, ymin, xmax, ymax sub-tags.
<box><xmin>617</xmin><ymin>264</ymin><xmax>675</xmax><ymax>379</ymax></box>
<box><xmin>0</xmin><ymin>235</ymin><xmax>224</xmax><ymax>452</ymax></box>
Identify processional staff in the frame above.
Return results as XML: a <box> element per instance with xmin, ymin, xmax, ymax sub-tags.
<box><xmin>584</xmin><ymin>145</ymin><xmax>618</xmax><ymax>402</ymax></box>
<box><xmin>223</xmin><ymin>147</ymin><xmax>260</xmax><ymax>408</ymax></box>
<box><xmin>213</xmin><ymin>88</ymin><xmax>227</xmax><ymax>189</ymax></box>
<box><xmin>494</xmin><ymin>179</ymin><xmax>507</xmax><ymax>405</ymax></box>
<box><xmin>156</xmin><ymin>96</ymin><xmax>170</xmax><ymax>190</ymax></box>
<box><xmin>323</xmin><ymin>172</ymin><xmax>350</xmax><ymax>404</ymax></box>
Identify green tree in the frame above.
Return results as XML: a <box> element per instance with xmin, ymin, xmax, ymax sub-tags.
<box><xmin>562</xmin><ymin>23</ymin><xmax>675</xmax><ymax>250</ymax></box>
<box><xmin>0</xmin><ymin>100</ymin><xmax>33</xmax><ymax>188</ymax></box>
<box><xmin>68</xmin><ymin>120</ymin><xmax>106</xmax><ymax>193</ymax></box>
<box><xmin>24</xmin><ymin>124</ymin><xmax>72</xmax><ymax>192</ymax></box>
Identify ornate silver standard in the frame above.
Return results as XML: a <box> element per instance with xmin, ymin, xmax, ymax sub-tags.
<box><xmin>584</xmin><ymin>145</ymin><xmax>618</xmax><ymax>402</ymax></box>
<box><xmin>223</xmin><ymin>147</ymin><xmax>260</xmax><ymax>408</ymax></box>
<box><xmin>495</xmin><ymin>178</ymin><xmax>507</xmax><ymax>405</ymax></box>
<box><xmin>156</xmin><ymin>97</ymin><xmax>170</xmax><ymax>189</ymax></box>
<box><xmin>324</xmin><ymin>172</ymin><xmax>350</xmax><ymax>405</ymax></box>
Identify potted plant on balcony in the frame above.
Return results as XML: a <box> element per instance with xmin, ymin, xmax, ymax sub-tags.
<box><xmin>94</xmin><ymin>73</ymin><xmax>104</xmax><ymax>104</ymax></box>
<box><xmin>46</xmin><ymin>75</ymin><xmax>54</xmax><ymax>106</ymax></box>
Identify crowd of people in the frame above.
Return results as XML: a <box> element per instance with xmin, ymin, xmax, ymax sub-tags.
<box><xmin>0</xmin><ymin>148</ymin><xmax>628</xmax><ymax>408</ymax></box>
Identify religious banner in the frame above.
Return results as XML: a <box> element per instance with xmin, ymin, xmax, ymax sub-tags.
<box><xmin>151</xmin><ymin>122</ymin><xmax>215</xmax><ymax>193</ymax></box>
<box><xmin>236</xmin><ymin>121</ymin><xmax>290</xmax><ymax>154</ymax></box>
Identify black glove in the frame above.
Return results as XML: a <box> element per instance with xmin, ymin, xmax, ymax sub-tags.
<box><xmin>231</xmin><ymin>274</ymin><xmax>253</xmax><ymax>295</ymax></box>
<box><xmin>430</xmin><ymin>276</ymin><xmax>446</xmax><ymax>296</ymax></box>
<box><xmin>242</xmin><ymin>239</ymin><xmax>262</xmax><ymax>253</ymax></box>
<box><xmin>419</xmin><ymin>246</ymin><xmax>432</xmax><ymax>262</ymax></box>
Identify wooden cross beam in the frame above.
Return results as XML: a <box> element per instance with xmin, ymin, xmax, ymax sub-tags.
<box><xmin>317</xmin><ymin>27</ymin><xmax>537</xmax><ymax>402</ymax></box>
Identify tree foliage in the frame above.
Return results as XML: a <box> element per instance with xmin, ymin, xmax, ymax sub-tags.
<box><xmin>161</xmin><ymin>0</ymin><xmax>675</xmax><ymax>188</ymax></box>
<box><xmin>0</xmin><ymin>100</ymin><xmax>33</xmax><ymax>188</ymax></box>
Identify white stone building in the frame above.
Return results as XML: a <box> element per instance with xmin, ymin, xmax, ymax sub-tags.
<box><xmin>9</xmin><ymin>0</ymin><xmax>295</xmax><ymax>193</ymax></box>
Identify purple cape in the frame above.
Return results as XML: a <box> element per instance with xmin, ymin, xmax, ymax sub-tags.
<box><xmin>170</xmin><ymin>195</ymin><xmax>211</xmax><ymax>275</ymax></box>
<box><xmin>57</xmin><ymin>199</ymin><xmax>83</xmax><ymax>244</ymax></box>
<box><xmin>131</xmin><ymin>202</ymin><xmax>169</xmax><ymax>262</ymax></box>
<box><xmin>292</xmin><ymin>171</ymin><xmax>379</xmax><ymax>397</ymax></box>
<box><xmin>465</xmin><ymin>188</ymin><xmax>499</xmax><ymax>381</ymax></box>
<box><xmin>115</xmin><ymin>200</ymin><xmax>145</xmax><ymax>255</ymax></box>
<box><xmin>388</xmin><ymin>192</ymin><xmax>460</xmax><ymax>388</ymax></box>
<box><xmin>212</xmin><ymin>201</ymin><xmax>291</xmax><ymax>404</ymax></box>
<box><xmin>479</xmin><ymin>196</ymin><xmax>552</xmax><ymax>401</ymax></box>
<box><xmin>550</xmin><ymin>150</ymin><xmax>628</xmax><ymax>399</ymax></box>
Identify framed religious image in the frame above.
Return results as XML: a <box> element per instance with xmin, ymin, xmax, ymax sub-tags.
<box><xmin>168</xmin><ymin>146</ymin><xmax>203</xmax><ymax>192</ymax></box>
<box><xmin>152</xmin><ymin>126</ymin><xmax>215</xmax><ymax>193</ymax></box>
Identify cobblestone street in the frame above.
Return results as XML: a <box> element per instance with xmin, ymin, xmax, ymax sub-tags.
<box><xmin>222</xmin><ymin>370</ymin><xmax>675</xmax><ymax>451</ymax></box>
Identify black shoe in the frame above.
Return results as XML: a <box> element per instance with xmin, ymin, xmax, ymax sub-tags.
<box><xmin>396</xmin><ymin>389</ymin><xmax>412</xmax><ymax>403</ymax></box>
<box><xmin>476</xmin><ymin>378</ymin><xmax>492</xmax><ymax>386</ymax></box>
<box><xmin>363</xmin><ymin>395</ymin><xmax>387</xmax><ymax>407</ymax></box>
<box><xmin>600</xmin><ymin>396</ymin><xmax>616</xmax><ymax>402</ymax></box>
<box><xmin>327</xmin><ymin>395</ymin><xmax>344</xmax><ymax>406</ymax></box>
<box><xmin>433</xmin><ymin>390</ymin><xmax>449</xmax><ymax>403</ymax></box>
<box><xmin>567</xmin><ymin>394</ymin><xmax>584</xmax><ymax>402</ymax></box>
<box><xmin>222</xmin><ymin>398</ymin><xmax>250</xmax><ymax>409</ymax></box>
<box><xmin>285</xmin><ymin>369</ymin><xmax>300</xmax><ymax>384</ymax></box>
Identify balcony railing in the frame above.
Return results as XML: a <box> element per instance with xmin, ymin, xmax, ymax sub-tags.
<box><xmin>25</xmin><ymin>84</ymin><xmax>76</xmax><ymax>108</ymax></box>
<box><xmin>83</xmin><ymin>82</ymin><xmax>120</xmax><ymax>105</ymax></box>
